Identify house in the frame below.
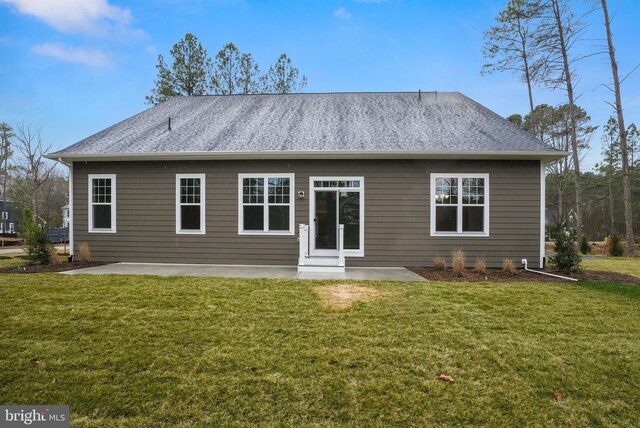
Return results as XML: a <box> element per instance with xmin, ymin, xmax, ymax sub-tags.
<box><xmin>0</xmin><ymin>199</ymin><xmax>20</xmax><ymax>236</ymax></box>
<box><xmin>47</xmin><ymin>92</ymin><xmax>566</xmax><ymax>272</ymax></box>
<box><xmin>62</xmin><ymin>204</ymin><xmax>70</xmax><ymax>228</ymax></box>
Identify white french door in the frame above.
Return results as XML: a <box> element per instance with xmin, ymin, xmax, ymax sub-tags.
<box><xmin>309</xmin><ymin>177</ymin><xmax>364</xmax><ymax>257</ymax></box>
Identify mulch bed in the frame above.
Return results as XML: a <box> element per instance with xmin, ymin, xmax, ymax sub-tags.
<box><xmin>0</xmin><ymin>262</ymin><xmax>108</xmax><ymax>274</ymax></box>
<box><xmin>409</xmin><ymin>267</ymin><xmax>640</xmax><ymax>285</ymax></box>
<box><xmin>1</xmin><ymin>261</ymin><xmax>637</xmax><ymax>284</ymax></box>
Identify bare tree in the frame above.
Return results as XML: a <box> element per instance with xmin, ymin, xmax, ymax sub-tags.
<box><xmin>536</xmin><ymin>0</ymin><xmax>587</xmax><ymax>240</ymax></box>
<box><xmin>0</xmin><ymin>122</ymin><xmax>13</xmax><ymax>205</ymax></box>
<box><xmin>0</xmin><ymin>122</ymin><xmax>13</xmax><ymax>246</ymax></box>
<box><xmin>482</xmin><ymin>0</ymin><xmax>544</xmax><ymax>113</ymax></box>
<box><xmin>39</xmin><ymin>169</ymin><xmax>68</xmax><ymax>227</ymax></box>
<box><xmin>12</xmin><ymin>124</ymin><xmax>58</xmax><ymax>219</ymax></box>
<box><xmin>600</xmin><ymin>0</ymin><xmax>635</xmax><ymax>255</ymax></box>
<box><xmin>527</xmin><ymin>104</ymin><xmax>594</xmax><ymax>227</ymax></box>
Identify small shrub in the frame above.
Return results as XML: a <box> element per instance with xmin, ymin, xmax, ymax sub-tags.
<box><xmin>550</xmin><ymin>225</ymin><xmax>582</xmax><ymax>273</ymax></box>
<box><xmin>502</xmin><ymin>258</ymin><xmax>516</xmax><ymax>274</ymax></box>
<box><xmin>433</xmin><ymin>256</ymin><xmax>446</xmax><ymax>270</ymax></box>
<box><xmin>48</xmin><ymin>246</ymin><xmax>61</xmax><ymax>265</ymax></box>
<box><xmin>609</xmin><ymin>235</ymin><xmax>625</xmax><ymax>257</ymax></box>
<box><xmin>473</xmin><ymin>257</ymin><xmax>486</xmax><ymax>274</ymax></box>
<box><xmin>22</xmin><ymin>208</ymin><xmax>53</xmax><ymax>265</ymax></box>
<box><xmin>78</xmin><ymin>242</ymin><xmax>92</xmax><ymax>263</ymax></box>
<box><xmin>579</xmin><ymin>235</ymin><xmax>590</xmax><ymax>254</ymax></box>
<box><xmin>452</xmin><ymin>250</ymin><xmax>465</xmax><ymax>277</ymax></box>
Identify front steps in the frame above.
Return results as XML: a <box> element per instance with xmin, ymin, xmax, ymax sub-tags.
<box><xmin>297</xmin><ymin>256</ymin><xmax>345</xmax><ymax>273</ymax></box>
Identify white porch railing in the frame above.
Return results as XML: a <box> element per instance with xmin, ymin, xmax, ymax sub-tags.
<box><xmin>297</xmin><ymin>223</ymin><xmax>345</xmax><ymax>268</ymax></box>
<box><xmin>337</xmin><ymin>224</ymin><xmax>345</xmax><ymax>267</ymax></box>
<box><xmin>298</xmin><ymin>224</ymin><xmax>309</xmax><ymax>266</ymax></box>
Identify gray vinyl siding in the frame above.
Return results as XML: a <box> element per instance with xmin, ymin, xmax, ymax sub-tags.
<box><xmin>73</xmin><ymin>159</ymin><xmax>542</xmax><ymax>268</ymax></box>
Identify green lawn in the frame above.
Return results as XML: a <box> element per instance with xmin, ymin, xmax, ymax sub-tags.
<box><xmin>1</xmin><ymin>274</ymin><xmax>639</xmax><ymax>427</ymax></box>
<box><xmin>0</xmin><ymin>250</ymin><xmax>67</xmax><ymax>268</ymax></box>
<box><xmin>582</xmin><ymin>256</ymin><xmax>640</xmax><ymax>277</ymax></box>
<box><xmin>0</xmin><ymin>252</ymin><xmax>30</xmax><ymax>268</ymax></box>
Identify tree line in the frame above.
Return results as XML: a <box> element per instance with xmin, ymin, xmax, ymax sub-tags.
<box><xmin>482</xmin><ymin>0</ymin><xmax>636</xmax><ymax>254</ymax></box>
<box><xmin>1</xmin><ymin>35</ymin><xmax>308</xmax><ymax>235</ymax></box>
<box><xmin>0</xmin><ymin>123</ymin><xmax>67</xmax><ymax>234</ymax></box>
<box><xmin>147</xmin><ymin>34</ymin><xmax>308</xmax><ymax>105</ymax></box>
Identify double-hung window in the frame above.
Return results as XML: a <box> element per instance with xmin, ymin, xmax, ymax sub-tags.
<box><xmin>176</xmin><ymin>174</ymin><xmax>206</xmax><ymax>234</ymax></box>
<box><xmin>88</xmin><ymin>174</ymin><xmax>116</xmax><ymax>233</ymax></box>
<box><xmin>238</xmin><ymin>174</ymin><xmax>294</xmax><ymax>235</ymax></box>
<box><xmin>430</xmin><ymin>173</ymin><xmax>489</xmax><ymax>236</ymax></box>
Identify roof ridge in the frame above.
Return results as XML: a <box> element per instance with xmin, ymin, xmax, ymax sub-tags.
<box><xmin>178</xmin><ymin>91</ymin><xmax>458</xmax><ymax>98</ymax></box>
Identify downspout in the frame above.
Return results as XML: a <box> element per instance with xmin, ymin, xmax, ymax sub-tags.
<box><xmin>59</xmin><ymin>158</ymin><xmax>73</xmax><ymax>261</ymax></box>
<box><xmin>521</xmin><ymin>259</ymin><xmax>578</xmax><ymax>282</ymax></box>
<box><xmin>540</xmin><ymin>160</ymin><xmax>546</xmax><ymax>268</ymax></box>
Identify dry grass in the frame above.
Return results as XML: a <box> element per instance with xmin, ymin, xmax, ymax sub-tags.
<box><xmin>313</xmin><ymin>283</ymin><xmax>387</xmax><ymax>309</ymax></box>
<box><xmin>78</xmin><ymin>242</ymin><xmax>91</xmax><ymax>263</ymax></box>
<box><xmin>473</xmin><ymin>257</ymin><xmax>486</xmax><ymax>274</ymax></box>
<box><xmin>433</xmin><ymin>256</ymin><xmax>447</xmax><ymax>270</ymax></box>
<box><xmin>48</xmin><ymin>246</ymin><xmax>61</xmax><ymax>265</ymax></box>
<box><xmin>502</xmin><ymin>258</ymin><xmax>516</xmax><ymax>274</ymax></box>
<box><xmin>452</xmin><ymin>250</ymin><xmax>465</xmax><ymax>277</ymax></box>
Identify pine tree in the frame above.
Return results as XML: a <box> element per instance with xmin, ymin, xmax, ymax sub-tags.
<box><xmin>146</xmin><ymin>33</ymin><xmax>213</xmax><ymax>105</ymax></box>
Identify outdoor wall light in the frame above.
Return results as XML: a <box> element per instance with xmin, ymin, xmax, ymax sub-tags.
<box><xmin>298</xmin><ymin>191</ymin><xmax>305</xmax><ymax>199</ymax></box>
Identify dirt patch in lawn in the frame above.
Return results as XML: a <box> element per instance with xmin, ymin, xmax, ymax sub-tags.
<box><xmin>0</xmin><ymin>262</ymin><xmax>108</xmax><ymax>274</ymax></box>
<box><xmin>314</xmin><ymin>283</ymin><xmax>387</xmax><ymax>309</ymax></box>
<box><xmin>409</xmin><ymin>267</ymin><xmax>640</xmax><ymax>285</ymax></box>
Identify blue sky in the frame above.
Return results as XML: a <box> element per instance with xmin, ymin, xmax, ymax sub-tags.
<box><xmin>1</xmin><ymin>0</ymin><xmax>639</xmax><ymax>170</ymax></box>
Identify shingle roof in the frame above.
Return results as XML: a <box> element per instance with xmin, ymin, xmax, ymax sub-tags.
<box><xmin>50</xmin><ymin>92</ymin><xmax>564</xmax><ymax>159</ymax></box>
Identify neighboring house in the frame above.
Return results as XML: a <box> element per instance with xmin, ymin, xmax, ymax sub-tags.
<box><xmin>62</xmin><ymin>204</ymin><xmax>70</xmax><ymax>228</ymax></box>
<box><xmin>0</xmin><ymin>199</ymin><xmax>20</xmax><ymax>236</ymax></box>
<box><xmin>47</xmin><ymin>92</ymin><xmax>566</xmax><ymax>272</ymax></box>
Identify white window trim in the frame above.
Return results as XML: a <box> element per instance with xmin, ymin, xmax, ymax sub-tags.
<box><xmin>430</xmin><ymin>173</ymin><xmax>490</xmax><ymax>237</ymax></box>
<box><xmin>88</xmin><ymin>173</ymin><xmax>116</xmax><ymax>233</ymax></box>
<box><xmin>309</xmin><ymin>176</ymin><xmax>365</xmax><ymax>257</ymax></box>
<box><xmin>176</xmin><ymin>173</ymin><xmax>206</xmax><ymax>235</ymax></box>
<box><xmin>238</xmin><ymin>173</ymin><xmax>295</xmax><ymax>236</ymax></box>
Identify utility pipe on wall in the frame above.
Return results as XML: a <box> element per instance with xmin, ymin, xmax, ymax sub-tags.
<box><xmin>521</xmin><ymin>259</ymin><xmax>578</xmax><ymax>282</ymax></box>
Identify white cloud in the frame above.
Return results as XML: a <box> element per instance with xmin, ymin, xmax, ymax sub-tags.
<box><xmin>333</xmin><ymin>7</ymin><xmax>352</xmax><ymax>20</ymax></box>
<box><xmin>0</xmin><ymin>0</ymin><xmax>140</xmax><ymax>38</ymax></box>
<box><xmin>31</xmin><ymin>43</ymin><xmax>113</xmax><ymax>68</ymax></box>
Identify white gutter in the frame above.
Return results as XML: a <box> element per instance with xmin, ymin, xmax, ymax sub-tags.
<box><xmin>521</xmin><ymin>259</ymin><xmax>578</xmax><ymax>282</ymax></box>
<box><xmin>46</xmin><ymin>149</ymin><xmax>569</xmax><ymax>163</ymax></box>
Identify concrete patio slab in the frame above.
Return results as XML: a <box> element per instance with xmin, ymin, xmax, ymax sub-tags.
<box><xmin>61</xmin><ymin>262</ymin><xmax>426</xmax><ymax>281</ymax></box>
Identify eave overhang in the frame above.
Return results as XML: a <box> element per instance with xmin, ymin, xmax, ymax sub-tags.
<box><xmin>47</xmin><ymin>150</ymin><xmax>568</xmax><ymax>164</ymax></box>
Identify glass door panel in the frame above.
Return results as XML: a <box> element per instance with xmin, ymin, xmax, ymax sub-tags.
<box><xmin>315</xmin><ymin>191</ymin><xmax>337</xmax><ymax>250</ymax></box>
<box><xmin>339</xmin><ymin>191</ymin><xmax>360</xmax><ymax>250</ymax></box>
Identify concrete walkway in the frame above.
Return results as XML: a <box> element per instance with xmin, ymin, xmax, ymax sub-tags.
<box><xmin>62</xmin><ymin>262</ymin><xmax>426</xmax><ymax>282</ymax></box>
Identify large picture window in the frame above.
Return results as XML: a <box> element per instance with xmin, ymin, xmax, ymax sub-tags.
<box><xmin>238</xmin><ymin>174</ymin><xmax>294</xmax><ymax>235</ymax></box>
<box><xmin>88</xmin><ymin>174</ymin><xmax>116</xmax><ymax>233</ymax></box>
<box><xmin>176</xmin><ymin>174</ymin><xmax>206</xmax><ymax>234</ymax></box>
<box><xmin>430</xmin><ymin>173</ymin><xmax>489</xmax><ymax>236</ymax></box>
